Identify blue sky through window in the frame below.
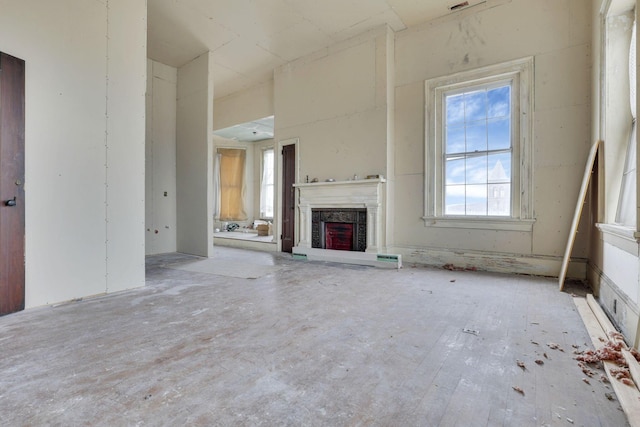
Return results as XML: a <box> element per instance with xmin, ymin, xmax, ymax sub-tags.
<box><xmin>444</xmin><ymin>83</ymin><xmax>512</xmax><ymax>216</ymax></box>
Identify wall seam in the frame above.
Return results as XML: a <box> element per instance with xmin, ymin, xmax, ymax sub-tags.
<box><xmin>104</xmin><ymin>0</ymin><xmax>110</xmax><ymax>293</ymax></box>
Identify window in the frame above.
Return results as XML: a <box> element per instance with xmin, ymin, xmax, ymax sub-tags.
<box><xmin>443</xmin><ymin>83</ymin><xmax>512</xmax><ymax>216</ymax></box>
<box><xmin>615</xmin><ymin>19</ymin><xmax>637</xmax><ymax>229</ymax></box>
<box><xmin>260</xmin><ymin>148</ymin><xmax>274</xmax><ymax>219</ymax></box>
<box><xmin>424</xmin><ymin>57</ymin><xmax>535</xmax><ymax>231</ymax></box>
<box><xmin>597</xmin><ymin>5</ymin><xmax>638</xmax><ymax>243</ymax></box>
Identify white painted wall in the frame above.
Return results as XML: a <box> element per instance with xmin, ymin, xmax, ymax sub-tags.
<box><xmin>106</xmin><ymin>0</ymin><xmax>147</xmax><ymax>293</ymax></box>
<box><xmin>176</xmin><ymin>52</ymin><xmax>214</xmax><ymax>257</ymax></box>
<box><xmin>213</xmin><ymin>81</ymin><xmax>274</xmax><ymax>131</ymax></box>
<box><xmin>146</xmin><ymin>59</ymin><xmax>178</xmax><ymax>255</ymax></box>
<box><xmin>0</xmin><ymin>0</ymin><xmax>146</xmax><ymax>307</ymax></box>
<box><xmin>274</xmin><ymin>27</ymin><xmax>392</xmax><ymax>184</ymax></box>
<box><xmin>394</xmin><ymin>0</ymin><xmax>592</xmax><ymax>275</ymax></box>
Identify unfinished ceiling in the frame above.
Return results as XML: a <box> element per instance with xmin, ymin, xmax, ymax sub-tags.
<box><xmin>147</xmin><ymin>0</ymin><xmax>489</xmax><ymax>99</ymax></box>
<box><xmin>212</xmin><ymin>116</ymin><xmax>274</xmax><ymax>142</ymax></box>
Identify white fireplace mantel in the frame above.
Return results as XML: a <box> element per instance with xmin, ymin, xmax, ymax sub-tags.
<box><xmin>294</xmin><ymin>178</ymin><xmax>386</xmax><ymax>253</ymax></box>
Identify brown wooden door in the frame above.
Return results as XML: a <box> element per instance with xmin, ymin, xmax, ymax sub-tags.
<box><xmin>0</xmin><ymin>53</ymin><xmax>25</xmax><ymax>316</ymax></box>
<box><xmin>281</xmin><ymin>144</ymin><xmax>295</xmax><ymax>253</ymax></box>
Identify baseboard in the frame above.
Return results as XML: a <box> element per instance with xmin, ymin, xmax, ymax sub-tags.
<box><xmin>391</xmin><ymin>245</ymin><xmax>587</xmax><ymax>279</ymax></box>
<box><xmin>587</xmin><ymin>262</ymin><xmax>640</xmax><ymax>346</ymax></box>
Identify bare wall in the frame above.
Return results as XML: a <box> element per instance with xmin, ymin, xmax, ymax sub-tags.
<box><xmin>0</xmin><ymin>0</ymin><xmax>147</xmax><ymax>307</ymax></box>
<box><xmin>176</xmin><ymin>52</ymin><xmax>214</xmax><ymax>257</ymax></box>
<box><xmin>213</xmin><ymin>81</ymin><xmax>274</xmax><ymax>131</ymax></box>
<box><xmin>274</xmin><ymin>27</ymin><xmax>392</xmax><ymax>184</ymax></box>
<box><xmin>146</xmin><ymin>59</ymin><xmax>178</xmax><ymax>255</ymax></box>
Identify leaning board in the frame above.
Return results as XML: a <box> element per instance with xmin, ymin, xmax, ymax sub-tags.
<box><xmin>559</xmin><ymin>140</ymin><xmax>600</xmax><ymax>290</ymax></box>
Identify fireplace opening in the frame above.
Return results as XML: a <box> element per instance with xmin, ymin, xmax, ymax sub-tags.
<box><xmin>324</xmin><ymin>222</ymin><xmax>354</xmax><ymax>251</ymax></box>
<box><xmin>311</xmin><ymin>208</ymin><xmax>366</xmax><ymax>252</ymax></box>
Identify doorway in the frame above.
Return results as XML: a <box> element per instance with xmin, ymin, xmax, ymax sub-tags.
<box><xmin>0</xmin><ymin>52</ymin><xmax>26</xmax><ymax>316</ymax></box>
<box><xmin>281</xmin><ymin>143</ymin><xmax>296</xmax><ymax>253</ymax></box>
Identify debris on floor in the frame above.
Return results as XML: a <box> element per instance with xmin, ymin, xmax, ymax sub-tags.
<box><xmin>578</xmin><ymin>361</ymin><xmax>595</xmax><ymax>377</ymax></box>
<box><xmin>576</xmin><ymin>340</ymin><xmax>625</xmax><ymax>366</ymax></box>
<box><xmin>548</xmin><ymin>342</ymin><xmax>564</xmax><ymax>352</ymax></box>
<box><xmin>442</xmin><ymin>263</ymin><xmax>477</xmax><ymax>272</ymax></box>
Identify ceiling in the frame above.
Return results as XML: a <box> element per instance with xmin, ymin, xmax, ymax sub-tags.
<box><xmin>147</xmin><ymin>0</ymin><xmax>487</xmax><ymax>100</ymax></box>
<box><xmin>212</xmin><ymin>116</ymin><xmax>274</xmax><ymax>142</ymax></box>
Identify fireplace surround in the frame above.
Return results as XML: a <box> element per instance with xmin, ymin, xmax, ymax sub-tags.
<box><xmin>294</xmin><ymin>177</ymin><xmax>385</xmax><ymax>253</ymax></box>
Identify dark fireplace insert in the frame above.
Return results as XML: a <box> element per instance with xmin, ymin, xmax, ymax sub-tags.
<box><xmin>311</xmin><ymin>208</ymin><xmax>366</xmax><ymax>252</ymax></box>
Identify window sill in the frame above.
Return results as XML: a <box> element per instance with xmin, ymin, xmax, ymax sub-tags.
<box><xmin>422</xmin><ymin>216</ymin><xmax>535</xmax><ymax>232</ymax></box>
<box><xmin>596</xmin><ymin>223</ymin><xmax>639</xmax><ymax>256</ymax></box>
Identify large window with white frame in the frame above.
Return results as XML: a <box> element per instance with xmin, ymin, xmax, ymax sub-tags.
<box><xmin>423</xmin><ymin>57</ymin><xmax>535</xmax><ymax>231</ymax></box>
<box><xmin>596</xmin><ymin>3</ymin><xmax>638</xmax><ymax>242</ymax></box>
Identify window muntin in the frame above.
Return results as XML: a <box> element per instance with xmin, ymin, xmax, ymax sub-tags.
<box><xmin>443</xmin><ymin>83</ymin><xmax>512</xmax><ymax>217</ymax></box>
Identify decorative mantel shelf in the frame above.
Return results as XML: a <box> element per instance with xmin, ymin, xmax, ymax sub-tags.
<box><xmin>292</xmin><ymin>177</ymin><xmax>400</xmax><ymax>269</ymax></box>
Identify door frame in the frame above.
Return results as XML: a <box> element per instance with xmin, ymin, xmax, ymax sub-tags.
<box><xmin>275</xmin><ymin>137</ymin><xmax>299</xmax><ymax>252</ymax></box>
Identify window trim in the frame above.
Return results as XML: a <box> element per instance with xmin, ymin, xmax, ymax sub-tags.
<box><xmin>423</xmin><ymin>57</ymin><xmax>535</xmax><ymax>232</ymax></box>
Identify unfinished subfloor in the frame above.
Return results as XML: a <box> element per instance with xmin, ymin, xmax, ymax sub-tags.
<box><xmin>0</xmin><ymin>247</ymin><xmax>630</xmax><ymax>426</ymax></box>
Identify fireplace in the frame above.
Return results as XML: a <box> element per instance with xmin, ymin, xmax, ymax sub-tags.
<box><xmin>294</xmin><ymin>177</ymin><xmax>386</xmax><ymax>254</ymax></box>
<box><xmin>312</xmin><ymin>208</ymin><xmax>366</xmax><ymax>252</ymax></box>
<box><xmin>292</xmin><ymin>178</ymin><xmax>401</xmax><ymax>268</ymax></box>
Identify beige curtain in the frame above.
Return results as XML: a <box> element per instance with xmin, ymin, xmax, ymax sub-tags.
<box><xmin>218</xmin><ymin>148</ymin><xmax>247</xmax><ymax>221</ymax></box>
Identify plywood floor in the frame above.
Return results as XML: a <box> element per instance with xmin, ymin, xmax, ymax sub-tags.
<box><xmin>0</xmin><ymin>247</ymin><xmax>629</xmax><ymax>426</ymax></box>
